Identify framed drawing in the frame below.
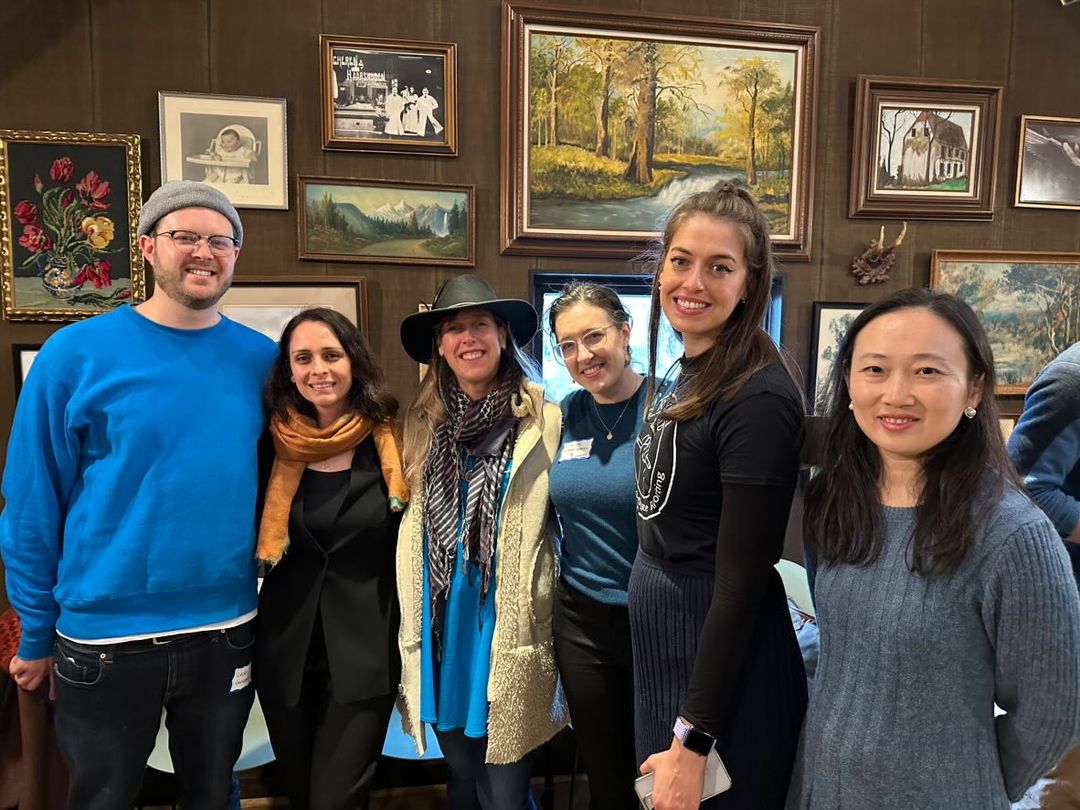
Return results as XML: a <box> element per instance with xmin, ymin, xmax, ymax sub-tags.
<box><xmin>808</xmin><ymin>302</ymin><xmax>866</xmax><ymax>414</ymax></box>
<box><xmin>849</xmin><ymin>76</ymin><xmax>1002</xmax><ymax>220</ymax></box>
<box><xmin>217</xmin><ymin>276</ymin><xmax>368</xmax><ymax>342</ymax></box>
<box><xmin>298</xmin><ymin>176</ymin><xmax>474</xmax><ymax>266</ymax></box>
<box><xmin>501</xmin><ymin>2</ymin><xmax>819</xmax><ymax>261</ymax></box>
<box><xmin>931</xmin><ymin>249</ymin><xmax>1080</xmax><ymax>394</ymax></box>
<box><xmin>0</xmin><ymin>129</ymin><xmax>144</xmax><ymax>322</ymax></box>
<box><xmin>1014</xmin><ymin>114</ymin><xmax>1080</xmax><ymax>211</ymax></box>
<box><xmin>158</xmin><ymin>91</ymin><xmax>288</xmax><ymax>210</ymax></box>
<box><xmin>319</xmin><ymin>34</ymin><xmax>457</xmax><ymax>155</ymax></box>
<box><xmin>13</xmin><ymin>343</ymin><xmax>42</xmax><ymax>397</ymax></box>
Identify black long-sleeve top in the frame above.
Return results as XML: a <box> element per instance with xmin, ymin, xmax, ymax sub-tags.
<box><xmin>635</xmin><ymin>360</ymin><xmax>803</xmax><ymax>737</ymax></box>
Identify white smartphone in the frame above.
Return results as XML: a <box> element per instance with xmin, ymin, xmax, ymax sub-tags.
<box><xmin>634</xmin><ymin>748</ymin><xmax>732</xmax><ymax>809</ymax></box>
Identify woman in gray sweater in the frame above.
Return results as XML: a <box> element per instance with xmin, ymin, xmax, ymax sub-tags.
<box><xmin>787</xmin><ymin>288</ymin><xmax>1080</xmax><ymax>809</ymax></box>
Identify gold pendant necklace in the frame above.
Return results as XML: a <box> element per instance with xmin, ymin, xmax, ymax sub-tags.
<box><xmin>592</xmin><ymin>393</ymin><xmax>636</xmax><ymax>441</ymax></box>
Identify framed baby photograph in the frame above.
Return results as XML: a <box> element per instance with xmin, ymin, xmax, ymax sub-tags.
<box><xmin>319</xmin><ymin>34</ymin><xmax>458</xmax><ymax>156</ymax></box>
<box><xmin>13</xmin><ymin>343</ymin><xmax>42</xmax><ymax>398</ymax></box>
<box><xmin>158</xmin><ymin>91</ymin><xmax>288</xmax><ymax>210</ymax></box>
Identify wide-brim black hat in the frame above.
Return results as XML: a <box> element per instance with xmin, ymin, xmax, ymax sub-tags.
<box><xmin>400</xmin><ymin>274</ymin><xmax>539</xmax><ymax>364</ymax></box>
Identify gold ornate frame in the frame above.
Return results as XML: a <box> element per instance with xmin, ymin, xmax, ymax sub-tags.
<box><xmin>0</xmin><ymin>129</ymin><xmax>144</xmax><ymax>322</ymax></box>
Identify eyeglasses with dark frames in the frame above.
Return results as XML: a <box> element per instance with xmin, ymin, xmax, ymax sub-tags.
<box><xmin>154</xmin><ymin>230</ymin><xmax>239</xmax><ymax>256</ymax></box>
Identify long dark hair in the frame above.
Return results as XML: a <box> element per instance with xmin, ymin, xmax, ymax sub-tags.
<box><xmin>265</xmin><ymin>307</ymin><xmax>398</xmax><ymax>423</ymax></box>
<box><xmin>643</xmin><ymin>182</ymin><xmax>788</xmax><ymax>421</ymax></box>
<box><xmin>806</xmin><ymin>288</ymin><xmax>1019</xmax><ymax>576</ymax></box>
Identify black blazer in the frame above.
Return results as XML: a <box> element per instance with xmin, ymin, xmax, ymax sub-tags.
<box><xmin>255</xmin><ymin>436</ymin><xmax>401</xmax><ymax>706</ymax></box>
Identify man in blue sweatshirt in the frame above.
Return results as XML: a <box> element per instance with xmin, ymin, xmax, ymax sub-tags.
<box><xmin>1</xmin><ymin>181</ymin><xmax>277</xmax><ymax>809</ymax></box>
<box><xmin>1008</xmin><ymin>342</ymin><xmax>1080</xmax><ymax>809</ymax></box>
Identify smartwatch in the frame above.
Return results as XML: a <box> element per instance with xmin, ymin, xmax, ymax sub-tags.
<box><xmin>673</xmin><ymin>715</ymin><xmax>715</xmax><ymax>757</ymax></box>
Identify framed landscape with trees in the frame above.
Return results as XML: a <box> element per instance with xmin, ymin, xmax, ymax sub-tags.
<box><xmin>931</xmin><ymin>249</ymin><xmax>1080</xmax><ymax>393</ymax></box>
<box><xmin>500</xmin><ymin>2</ymin><xmax>819</xmax><ymax>261</ymax></box>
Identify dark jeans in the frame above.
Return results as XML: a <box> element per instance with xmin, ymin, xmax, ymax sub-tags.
<box><xmin>260</xmin><ymin>668</ymin><xmax>395</xmax><ymax>810</ymax></box>
<box><xmin>52</xmin><ymin>621</ymin><xmax>256</xmax><ymax>810</ymax></box>
<box><xmin>433</xmin><ymin>728</ymin><xmax>538</xmax><ymax>810</ymax></box>
<box><xmin>553</xmin><ymin>581</ymin><xmax>638</xmax><ymax>810</ymax></box>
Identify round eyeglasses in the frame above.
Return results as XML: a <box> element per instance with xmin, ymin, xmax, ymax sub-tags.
<box><xmin>154</xmin><ymin>229</ymin><xmax>239</xmax><ymax>256</ymax></box>
<box><xmin>553</xmin><ymin>324</ymin><xmax>617</xmax><ymax>363</ymax></box>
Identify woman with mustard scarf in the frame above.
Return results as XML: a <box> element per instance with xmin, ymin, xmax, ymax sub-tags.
<box><xmin>254</xmin><ymin>308</ymin><xmax>408</xmax><ymax>810</ymax></box>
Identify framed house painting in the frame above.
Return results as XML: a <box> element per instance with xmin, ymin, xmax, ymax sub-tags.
<box><xmin>319</xmin><ymin>34</ymin><xmax>457</xmax><ymax>156</ymax></box>
<box><xmin>158</xmin><ymin>91</ymin><xmax>288</xmax><ymax>210</ymax></box>
<box><xmin>1014</xmin><ymin>114</ymin><xmax>1080</xmax><ymax>211</ymax></box>
<box><xmin>931</xmin><ymin>249</ymin><xmax>1080</xmax><ymax>394</ymax></box>
<box><xmin>501</xmin><ymin>2</ymin><xmax>820</xmax><ymax>261</ymax></box>
<box><xmin>216</xmin><ymin>276</ymin><xmax>368</xmax><ymax>342</ymax></box>
<box><xmin>849</xmin><ymin>76</ymin><xmax>1002</xmax><ymax>220</ymax></box>
<box><xmin>808</xmin><ymin>302</ymin><xmax>866</xmax><ymax>414</ymax></box>
<box><xmin>0</xmin><ymin>129</ymin><xmax>144</xmax><ymax>322</ymax></box>
<box><xmin>298</xmin><ymin>176</ymin><xmax>474</xmax><ymax>266</ymax></box>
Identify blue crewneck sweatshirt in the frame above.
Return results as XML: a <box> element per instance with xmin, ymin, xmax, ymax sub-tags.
<box><xmin>0</xmin><ymin>305</ymin><xmax>276</xmax><ymax>659</ymax></box>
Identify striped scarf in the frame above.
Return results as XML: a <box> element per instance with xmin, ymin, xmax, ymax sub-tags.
<box><xmin>424</xmin><ymin>380</ymin><xmax>517</xmax><ymax>650</ymax></box>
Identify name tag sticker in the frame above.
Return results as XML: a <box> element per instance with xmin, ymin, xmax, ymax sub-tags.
<box><xmin>559</xmin><ymin>438</ymin><xmax>593</xmax><ymax>462</ymax></box>
<box><xmin>230</xmin><ymin>663</ymin><xmax>251</xmax><ymax>693</ymax></box>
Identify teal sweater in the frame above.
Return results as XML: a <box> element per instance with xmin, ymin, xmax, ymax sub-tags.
<box><xmin>0</xmin><ymin>306</ymin><xmax>276</xmax><ymax>659</ymax></box>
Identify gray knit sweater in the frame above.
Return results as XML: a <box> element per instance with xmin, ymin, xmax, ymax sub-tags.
<box><xmin>787</xmin><ymin>486</ymin><xmax>1080</xmax><ymax>809</ymax></box>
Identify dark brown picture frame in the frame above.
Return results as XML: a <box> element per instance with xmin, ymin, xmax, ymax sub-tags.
<box><xmin>319</xmin><ymin>34</ymin><xmax>458</xmax><ymax>156</ymax></box>
<box><xmin>500</xmin><ymin>1</ymin><xmax>820</xmax><ymax>261</ymax></box>
<box><xmin>849</xmin><ymin>75</ymin><xmax>1002</xmax><ymax>220</ymax></box>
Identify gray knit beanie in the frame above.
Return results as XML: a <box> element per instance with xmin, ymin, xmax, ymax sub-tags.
<box><xmin>136</xmin><ymin>180</ymin><xmax>244</xmax><ymax>247</ymax></box>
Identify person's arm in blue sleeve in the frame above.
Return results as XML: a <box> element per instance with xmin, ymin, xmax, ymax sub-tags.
<box><xmin>1007</xmin><ymin>358</ymin><xmax>1080</xmax><ymax>541</ymax></box>
<box><xmin>0</xmin><ymin>347</ymin><xmax>81</xmax><ymax>662</ymax></box>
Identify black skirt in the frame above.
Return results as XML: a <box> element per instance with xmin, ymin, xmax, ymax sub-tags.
<box><xmin>628</xmin><ymin>549</ymin><xmax>807</xmax><ymax>809</ymax></box>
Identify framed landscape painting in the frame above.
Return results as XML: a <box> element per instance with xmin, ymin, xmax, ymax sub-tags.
<box><xmin>158</xmin><ymin>91</ymin><xmax>288</xmax><ymax>209</ymax></box>
<box><xmin>931</xmin><ymin>250</ymin><xmax>1080</xmax><ymax>394</ymax></box>
<box><xmin>319</xmin><ymin>34</ymin><xmax>457</xmax><ymax>156</ymax></box>
<box><xmin>217</xmin><ymin>276</ymin><xmax>368</xmax><ymax>341</ymax></box>
<box><xmin>501</xmin><ymin>2</ymin><xmax>819</xmax><ymax>261</ymax></box>
<box><xmin>1014</xmin><ymin>114</ymin><xmax>1080</xmax><ymax>211</ymax></box>
<box><xmin>298</xmin><ymin>176</ymin><xmax>474</xmax><ymax>266</ymax></box>
<box><xmin>0</xmin><ymin>129</ymin><xmax>144</xmax><ymax>321</ymax></box>
<box><xmin>808</xmin><ymin>302</ymin><xmax>866</xmax><ymax>414</ymax></box>
<box><xmin>849</xmin><ymin>76</ymin><xmax>1002</xmax><ymax>220</ymax></box>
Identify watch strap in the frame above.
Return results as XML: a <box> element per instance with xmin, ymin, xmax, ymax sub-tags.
<box><xmin>673</xmin><ymin>715</ymin><xmax>715</xmax><ymax>757</ymax></box>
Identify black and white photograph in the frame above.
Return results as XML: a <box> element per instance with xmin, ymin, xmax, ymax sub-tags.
<box><xmin>320</xmin><ymin>35</ymin><xmax>457</xmax><ymax>155</ymax></box>
<box><xmin>158</xmin><ymin>91</ymin><xmax>288</xmax><ymax>209</ymax></box>
<box><xmin>1015</xmin><ymin>114</ymin><xmax>1080</xmax><ymax>211</ymax></box>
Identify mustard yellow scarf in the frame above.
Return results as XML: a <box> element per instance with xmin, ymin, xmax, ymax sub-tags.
<box><xmin>256</xmin><ymin>406</ymin><xmax>409</xmax><ymax>564</ymax></box>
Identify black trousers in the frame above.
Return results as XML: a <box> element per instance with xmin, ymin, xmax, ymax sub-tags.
<box><xmin>259</xmin><ymin>664</ymin><xmax>394</xmax><ymax>810</ymax></box>
<box><xmin>553</xmin><ymin>581</ymin><xmax>639</xmax><ymax>809</ymax></box>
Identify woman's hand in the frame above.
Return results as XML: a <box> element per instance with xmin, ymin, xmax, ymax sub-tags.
<box><xmin>640</xmin><ymin>735</ymin><xmax>708</xmax><ymax>810</ymax></box>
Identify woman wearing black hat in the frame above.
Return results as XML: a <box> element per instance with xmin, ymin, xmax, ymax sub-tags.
<box><xmin>396</xmin><ymin>275</ymin><xmax>568</xmax><ymax>810</ymax></box>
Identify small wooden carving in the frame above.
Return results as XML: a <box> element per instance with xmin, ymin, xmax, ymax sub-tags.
<box><xmin>851</xmin><ymin>222</ymin><xmax>908</xmax><ymax>285</ymax></box>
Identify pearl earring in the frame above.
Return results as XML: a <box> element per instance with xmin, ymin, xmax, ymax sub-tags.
<box><xmin>848</xmin><ymin>401</ymin><xmax>854</xmax><ymax>411</ymax></box>
<box><xmin>963</xmin><ymin>406</ymin><xmax>977</xmax><ymax>419</ymax></box>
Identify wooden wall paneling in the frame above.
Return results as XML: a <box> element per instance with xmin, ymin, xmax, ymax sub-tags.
<box><xmin>813</xmin><ymin>0</ymin><xmax>921</xmax><ymax>382</ymax></box>
<box><xmin>91</xmin><ymin>0</ymin><xmax>211</xmax><ymax>191</ymax></box>
<box><xmin>210</xmin><ymin>0</ymin><xmax>324</xmax><ymax>282</ymax></box>
<box><xmin>999</xmin><ymin>0</ymin><xmax>1080</xmax><ymax>255</ymax></box>
<box><xmin>0</xmin><ymin>3</ymin><xmax>95</xmax><ymax>464</ymax></box>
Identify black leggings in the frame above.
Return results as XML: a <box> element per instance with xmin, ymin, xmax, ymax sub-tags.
<box><xmin>553</xmin><ymin>581</ymin><xmax>639</xmax><ymax>809</ymax></box>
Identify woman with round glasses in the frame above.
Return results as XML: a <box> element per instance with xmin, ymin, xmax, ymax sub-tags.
<box><xmin>547</xmin><ymin>281</ymin><xmax>644</xmax><ymax>809</ymax></box>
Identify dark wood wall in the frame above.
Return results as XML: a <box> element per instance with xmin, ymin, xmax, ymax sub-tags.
<box><xmin>0</xmin><ymin>0</ymin><xmax>1078</xmax><ymax>603</ymax></box>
